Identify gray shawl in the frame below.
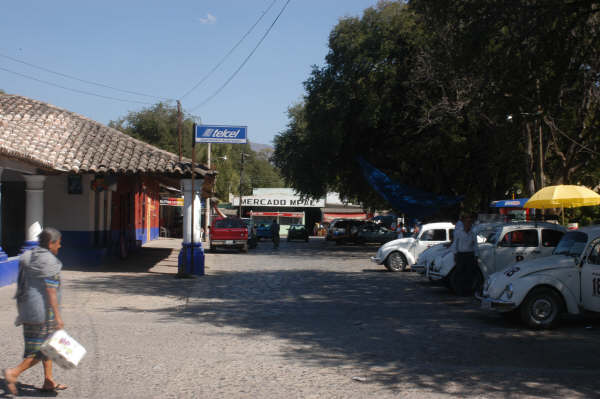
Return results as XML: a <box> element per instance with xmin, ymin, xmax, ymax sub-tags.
<box><xmin>15</xmin><ymin>247</ymin><xmax>63</xmax><ymax>324</ymax></box>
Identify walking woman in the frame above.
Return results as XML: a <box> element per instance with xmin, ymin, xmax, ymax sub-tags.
<box><xmin>3</xmin><ymin>227</ymin><xmax>68</xmax><ymax>395</ymax></box>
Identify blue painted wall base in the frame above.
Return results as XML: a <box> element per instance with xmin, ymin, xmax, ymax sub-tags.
<box><xmin>0</xmin><ymin>257</ymin><xmax>20</xmax><ymax>287</ymax></box>
<box><xmin>21</xmin><ymin>240</ymin><xmax>38</xmax><ymax>253</ymax></box>
<box><xmin>178</xmin><ymin>242</ymin><xmax>205</xmax><ymax>276</ymax></box>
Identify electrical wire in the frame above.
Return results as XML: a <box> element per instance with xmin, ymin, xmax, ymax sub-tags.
<box><xmin>0</xmin><ymin>65</ymin><xmax>153</xmax><ymax>105</ymax></box>
<box><xmin>180</xmin><ymin>0</ymin><xmax>280</xmax><ymax>100</ymax></box>
<box><xmin>188</xmin><ymin>0</ymin><xmax>292</xmax><ymax>111</ymax></box>
<box><xmin>0</xmin><ymin>52</ymin><xmax>171</xmax><ymax>101</ymax></box>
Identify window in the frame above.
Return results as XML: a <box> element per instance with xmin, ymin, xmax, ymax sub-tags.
<box><xmin>421</xmin><ymin>229</ymin><xmax>446</xmax><ymax>241</ymax></box>
<box><xmin>214</xmin><ymin>218</ymin><xmax>244</xmax><ymax>228</ymax></box>
<box><xmin>500</xmin><ymin>230</ymin><xmax>539</xmax><ymax>247</ymax></box>
<box><xmin>420</xmin><ymin>230</ymin><xmax>434</xmax><ymax>241</ymax></box>
<box><xmin>541</xmin><ymin>229</ymin><xmax>564</xmax><ymax>247</ymax></box>
<box><xmin>432</xmin><ymin>229</ymin><xmax>447</xmax><ymax>241</ymax></box>
<box><xmin>587</xmin><ymin>242</ymin><xmax>600</xmax><ymax>265</ymax></box>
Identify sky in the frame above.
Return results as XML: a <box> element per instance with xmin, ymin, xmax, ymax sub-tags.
<box><xmin>0</xmin><ymin>0</ymin><xmax>379</xmax><ymax>146</ymax></box>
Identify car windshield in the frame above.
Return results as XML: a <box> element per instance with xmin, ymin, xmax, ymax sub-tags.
<box><xmin>553</xmin><ymin>231</ymin><xmax>588</xmax><ymax>256</ymax></box>
<box><xmin>486</xmin><ymin>227</ymin><xmax>503</xmax><ymax>245</ymax></box>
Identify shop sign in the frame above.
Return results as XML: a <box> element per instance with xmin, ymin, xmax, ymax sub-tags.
<box><xmin>160</xmin><ymin>197</ymin><xmax>184</xmax><ymax>207</ymax></box>
<box><xmin>195</xmin><ymin>125</ymin><xmax>248</xmax><ymax>144</ymax></box>
<box><xmin>232</xmin><ymin>196</ymin><xmax>325</xmax><ymax>208</ymax></box>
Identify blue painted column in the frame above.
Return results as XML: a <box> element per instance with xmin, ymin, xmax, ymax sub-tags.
<box><xmin>178</xmin><ymin>178</ymin><xmax>204</xmax><ymax>276</ymax></box>
<box><xmin>0</xmin><ymin>168</ymin><xmax>7</xmax><ymax>261</ymax></box>
<box><xmin>21</xmin><ymin>175</ymin><xmax>46</xmax><ymax>252</ymax></box>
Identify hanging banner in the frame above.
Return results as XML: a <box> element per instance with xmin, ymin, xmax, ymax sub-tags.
<box><xmin>195</xmin><ymin>125</ymin><xmax>248</xmax><ymax>144</ymax></box>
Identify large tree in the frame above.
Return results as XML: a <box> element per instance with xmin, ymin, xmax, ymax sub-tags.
<box><xmin>273</xmin><ymin>0</ymin><xmax>600</xmax><ymax>215</ymax></box>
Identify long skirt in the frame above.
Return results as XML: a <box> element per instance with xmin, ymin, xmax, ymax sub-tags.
<box><xmin>22</xmin><ymin>311</ymin><xmax>57</xmax><ymax>359</ymax></box>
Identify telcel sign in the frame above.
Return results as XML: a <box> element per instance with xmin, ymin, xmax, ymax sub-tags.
<box><xmin>195</xmin><ymin>125</ymin><xmax>248</xmax><ymax>144</ymax></box>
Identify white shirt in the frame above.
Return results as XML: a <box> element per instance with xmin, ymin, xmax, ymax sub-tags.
<box><xmin>451</xmin><ymin>226</ymin><xmax>478</xmax><ymax>255</ymax></box>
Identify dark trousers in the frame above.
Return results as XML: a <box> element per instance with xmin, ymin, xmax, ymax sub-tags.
<box><xmin>454</xmin><ymin>251</ymin><xmax>477</xmax><ymax>296</ymax></box>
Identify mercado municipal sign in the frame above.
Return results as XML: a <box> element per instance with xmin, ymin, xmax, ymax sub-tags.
<box><xmin>232</xmin><ymin>195</ymin><xmax>325</xmax><ymax>208</ymax></box>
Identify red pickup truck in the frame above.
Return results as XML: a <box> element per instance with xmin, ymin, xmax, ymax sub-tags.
<box><xmin>210</xmin><ymin>217</ymin><xmax>249</xmax><ymax>252</ymax></box>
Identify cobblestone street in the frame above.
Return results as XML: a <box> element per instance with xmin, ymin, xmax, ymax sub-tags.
<box><xmin>2</xmin><ymin>237</ymin><xmax>600</xmax><ymax>398</ymax></box>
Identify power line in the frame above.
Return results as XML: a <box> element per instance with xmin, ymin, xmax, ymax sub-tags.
<box><xmin>0</xmin><ymin>52</ymin><xmax>171</xmax><ymax>101</ymax></box>
<box><xmin>188</xmin><ymin>0</ymin><xmax>292</xmax><ymax>111</ymax></box>
<box><xmin>0</xmin><ymin>65</ymin><xmax>153</xmax><ymax>105</ymax></box>
<box><xmin>180</xmin><ymin>0</ymin><xmax>280</xmax><ymax>100</ymax></box>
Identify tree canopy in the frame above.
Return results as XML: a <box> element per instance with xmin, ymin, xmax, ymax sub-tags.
<box><xmin>272</xmin><ymin>0</ymin><xmax>600</xmax><ymax>215</ymax></box>
<box><xmin>109</xmin><ymin>103</ymin><xmax>284</xmax><ymax>201</ymax></box>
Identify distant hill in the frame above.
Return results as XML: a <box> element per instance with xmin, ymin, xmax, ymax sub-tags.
<box><xmin>250</xmin><ymin>142</ymin><xmax>273</xmax><ymax>153</ymax></box>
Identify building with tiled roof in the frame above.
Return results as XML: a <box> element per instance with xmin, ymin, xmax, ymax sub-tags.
<box><xmin>0</xmin><ymin>94</ymin><xmax>208</xmax><ymax>176</ymax></box>
<box><xmin>0</xmin><ymin>94</ymin><xmax>211</xmax><ymax>286</ymax></box>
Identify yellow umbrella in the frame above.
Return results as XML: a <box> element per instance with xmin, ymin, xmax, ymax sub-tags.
<box><xmin>523</xmin><ymin>185</ymin><xmax>600</xmax><ymax>224</ymax></box>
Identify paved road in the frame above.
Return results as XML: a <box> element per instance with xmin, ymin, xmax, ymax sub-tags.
<box><xmin>1</xmin><ymin>238</ymin><xmax>600</xmax><ymax>398</ymax></box>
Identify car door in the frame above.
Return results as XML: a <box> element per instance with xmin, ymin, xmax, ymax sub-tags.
<box><xmin>581</xmin><ymin>238</ymin><xmax>600</xmax><ymax>312</ymax></box>
<box><xmin>494</xmin><ymin>228</ymin><xmax>539</xmax><ymax>272</ymax></box>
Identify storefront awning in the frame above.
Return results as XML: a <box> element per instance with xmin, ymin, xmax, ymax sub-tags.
<box><xmin>322</xmin><ymin>212</ymin><xmax>367</xmax><ymax>223</ymax></box>
<box><xmin>490</xmin><ymin>198</ymin><xmax>529</xmax><ymax>208</ymax></box>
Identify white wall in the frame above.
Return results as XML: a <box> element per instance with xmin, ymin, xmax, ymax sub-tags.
<box><xmin>44</xmin><ymin>174</ymin><xmax>94</xmax><ymax>231</ymax></box>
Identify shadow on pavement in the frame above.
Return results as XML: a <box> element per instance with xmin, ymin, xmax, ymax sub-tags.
<box><xmin>66</xmin><ymin>263</ymin><xmax>600</xmax><ymax>398</ymax></box>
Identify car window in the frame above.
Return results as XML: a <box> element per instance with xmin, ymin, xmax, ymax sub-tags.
<box><xmin>500</xmin><ymin>229</ymin><xmax>539</xmax><ymax>247</ymax></box>
<box><xmin>554</xmin><ymin>231</ymin><xmax>588</xmax><ymax>256</ymax></box>
<box><xmin>541</xmin><ymin>229</ymin><xmax>564</xmax><ymax>247</ymax></box>
<box><xmin>420</xmin><ymin>230</ymin><xmax>434</xmax><ymax>241</ymax></box>
<box><xmin>587</xmin><ymin>242</ymin><xmax>600</xmax><ymax>265</ymax></box>
<box><xmin>432</xmin><ymin>229</ymin><xmax>447</xmax><ymax>241</ymax></box>
<box><xmin>449</xmin><ymin>229</ymin><xmax>454</xmax><ymax>241</ymax></box>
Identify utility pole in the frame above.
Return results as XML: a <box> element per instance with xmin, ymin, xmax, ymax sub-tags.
<box><xmin>238</xmin><ymin>152</ymin><xmax>247</xmax><ymax>217</ymax></box>
<box><xmin>177</xmin><ymin>100</ymin><xmax>183</xmax><ymax>162</ymax></box>
<box><xmin>205</xmin><ymin>143</ymin><xmax>211</xmax><ymax>241</ymax></box>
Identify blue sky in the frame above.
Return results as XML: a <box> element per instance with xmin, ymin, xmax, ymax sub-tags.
<box><xmin>0</xmin><ymin>0</ymin><xmax>378</xmax><ymax>146</ymax></box>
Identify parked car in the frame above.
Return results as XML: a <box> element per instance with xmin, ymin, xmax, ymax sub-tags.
<box><xmin>478</xmin><ymin>226</ymin><xmax>600</xmax><ymax>329</ymax></box>
<box><xmin>241</xmin><ymin>218</ymin><xmax>258</xmax><ymax>249</ymax></box>
<box><xmin>371</xmin><ymin>222</ymin><xmax>455</xmax><ymax>272</ymax></box>
<box><xmin>256</xmin><ymin>223</ymin><xmax>273</xmax><ymax>240</ymax></box>
<box><xmin>429</xmin><ymin>222</ymin><xmax>566</xmax><ymax>295</ymax></box>
<box><xmin>287</xmin><ymin>224</ymin><xmax>309</xmax><ymax>242</ymax></box>
<box><xmin>210</xmin><ymin>217</ymin><xmax>249</xmax><ymax>252</ymax></box>
<box><xmin>327</xmin><ymin>219</ymin><xmax>373</xmax><ymax>244</ymax></box>
<box><xmin>412</xmin><ymin>222</ymin><xmax>501</xmax><ymax>275</ymax></box>
<box><xmin>355</xmin><ymin>224</ymin><xmax>397</xmax><ymax>244</ymax></box>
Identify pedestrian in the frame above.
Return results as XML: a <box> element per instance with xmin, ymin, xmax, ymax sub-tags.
<box><xmin>450</xmin><ymin>214</ymin><xmax>479</xmax><ymax>296</ymax></box>
<box><xmin>271</xmin><ymin>219</ymin><xmax>280</xmax><ymax>249</ymax></box>
<box><xmin>396</xmin><ymin>223</ymin><xmax>404</xmax><ymax>239</ymax></box>
<box><xmin>3</xmin><ymin>227</ymin><xmax>68</xmax><ymax>395</ymax></box>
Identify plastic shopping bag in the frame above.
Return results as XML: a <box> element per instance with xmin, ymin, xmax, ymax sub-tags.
<box><xmin>40</xmin><ymin>329</ymin><xmax>87</xmax><ymax>369</ymax></box>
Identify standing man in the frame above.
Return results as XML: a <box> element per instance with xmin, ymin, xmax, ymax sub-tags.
<box><xmin>271</xmin><ymin>219</ymin><xmax>280</xmax><ymax>249</ymax></box>
<box><xmin>450</xmin><ymin>214</ymin><xmax>479</xmax><ymax>296</ymax></box>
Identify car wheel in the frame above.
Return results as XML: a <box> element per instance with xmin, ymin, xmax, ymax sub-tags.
<box><xmin>519</xmin><ymin>287</ymin><xmax>563</xmax><ymax>329</ymax></box>
<box><xmin>385</xmin><ymin>252</ymin><xmax>407</xmax><ymax>272</ymax></box>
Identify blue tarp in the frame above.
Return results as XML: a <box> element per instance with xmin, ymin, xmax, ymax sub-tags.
<box><xmin>490</xmin><ymin>198</ymin><xmax>529</xmax><ymax>208</ymax></box>
<box><xmin>358</xmin><ymin>157</ymin><xmax>463</xmax><ymax>218</ymax></box>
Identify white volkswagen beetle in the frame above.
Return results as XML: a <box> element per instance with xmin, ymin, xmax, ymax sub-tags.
<box><xmin>412</xmin><ymin>222</ymin><xmax>500</xmax><ymax>276</ymax></box>
<box><xmin>429</xmin><ymin>222</ymin><xmax>566</xmax><ymax>294</ymax></box>
<box><xmin>371</xmin><ymin>222</ymin><xmax>455</xmax><ymax>272</ymax></box>
<box><xmin>478</xmin><ymin>226</ymin><xmax>600</xmax><ymax>329</ymax></box>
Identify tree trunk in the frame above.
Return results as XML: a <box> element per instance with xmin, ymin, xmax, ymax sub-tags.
<box><xmin>523</xmin><ymin>122</ymin><xmax>536</xmax><ymax>195</ymax></box>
